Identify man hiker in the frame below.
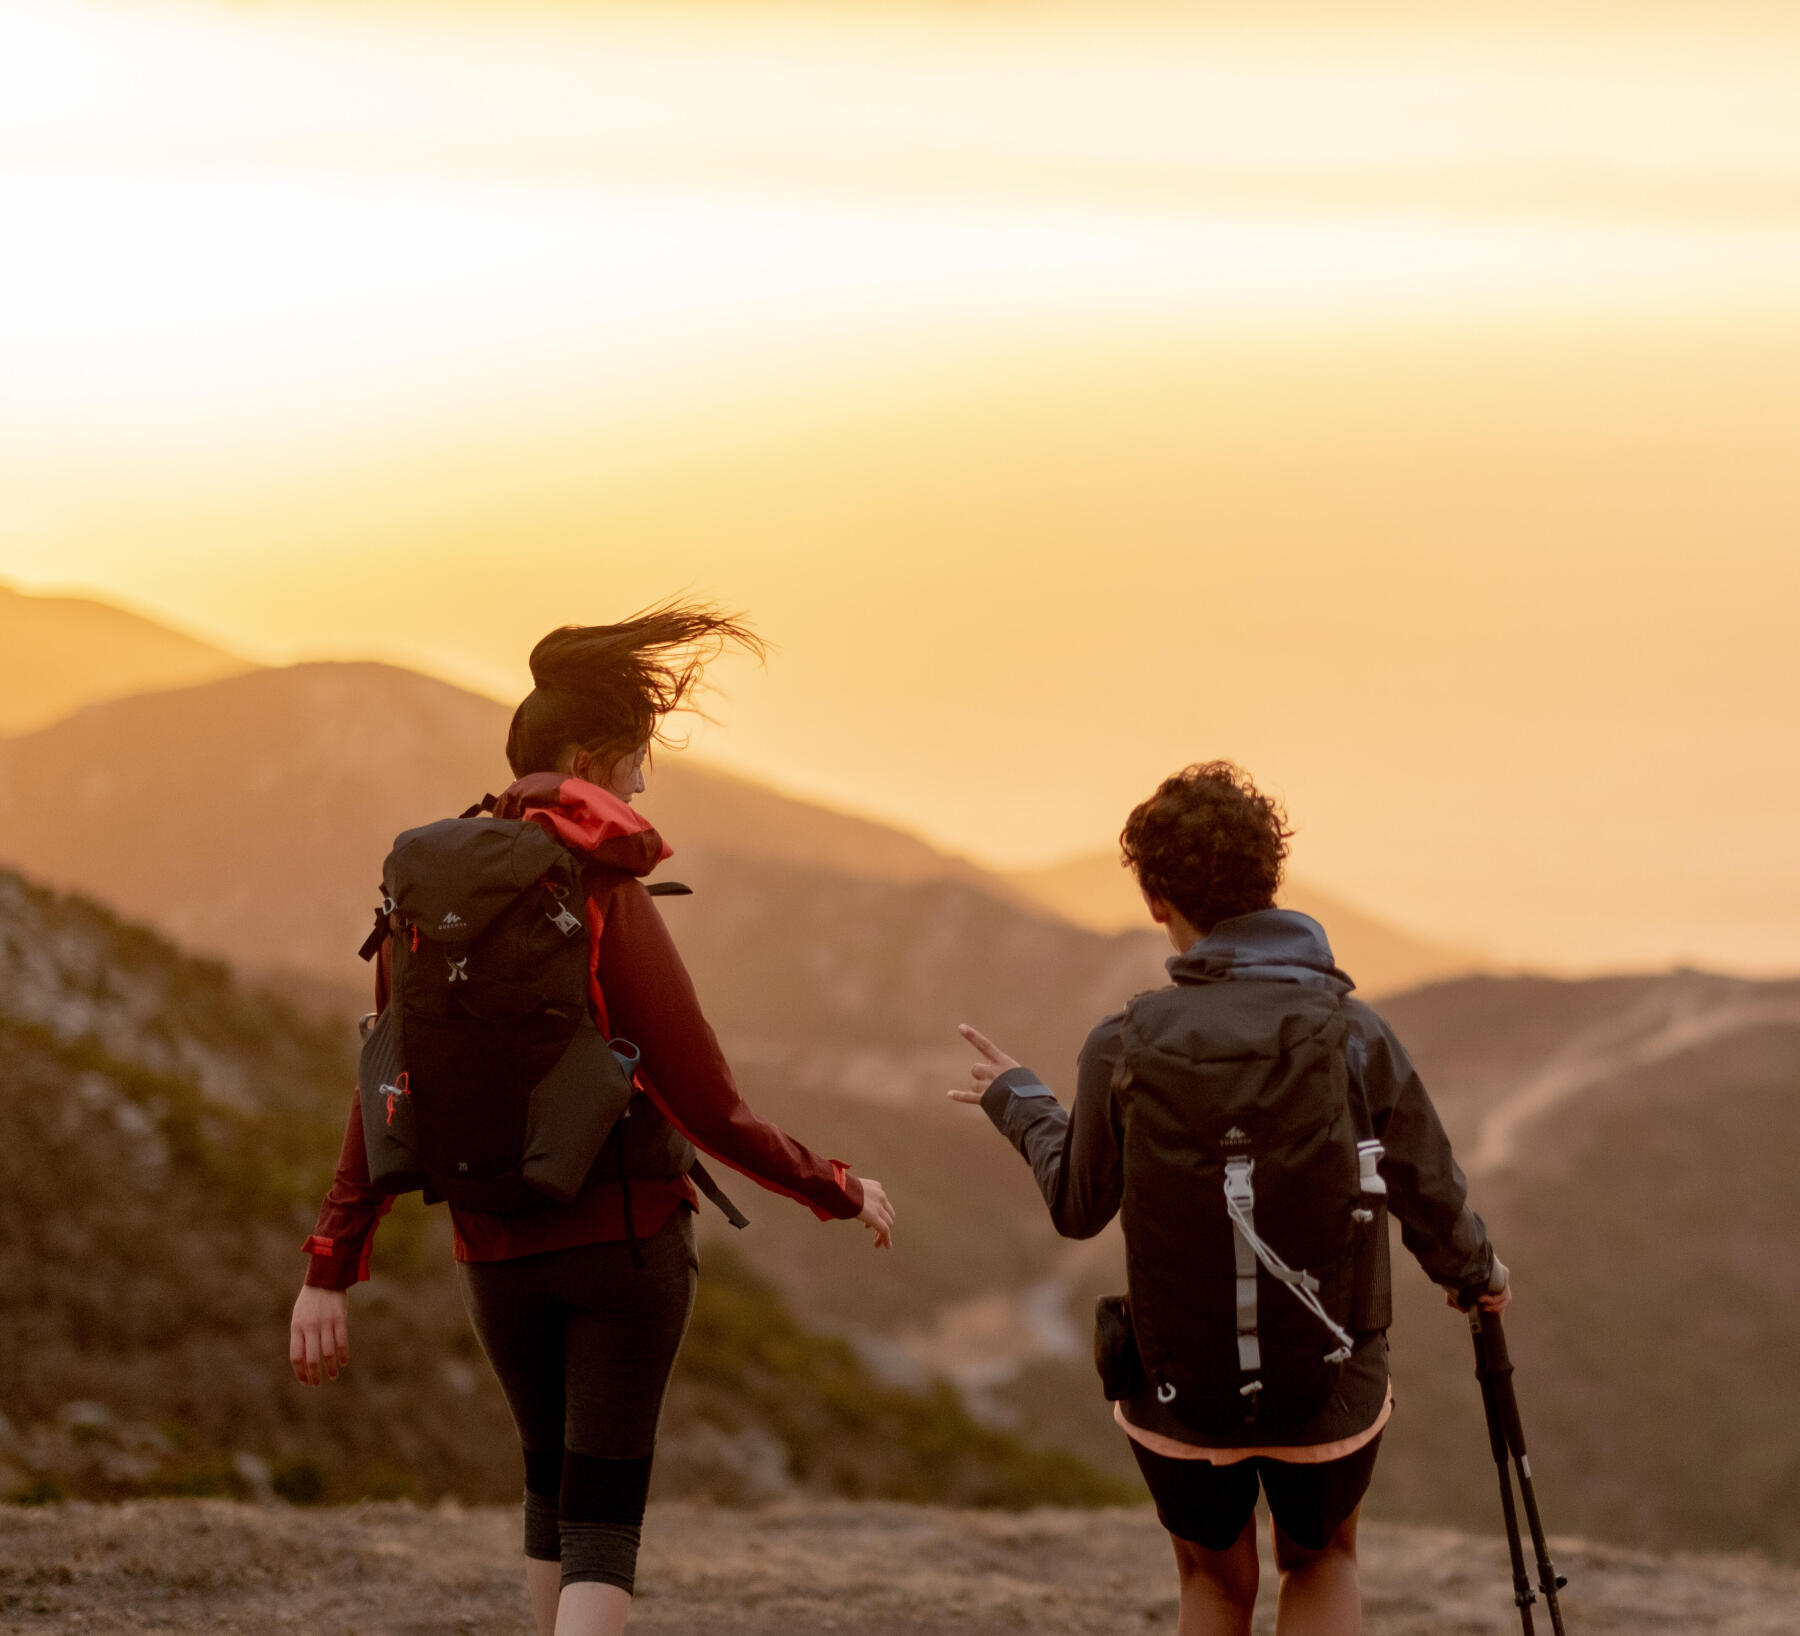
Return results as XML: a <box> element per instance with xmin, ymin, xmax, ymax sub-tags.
<box><xmin>951</xmin><ymin>760</ymin><xmax>1509</xmax><ymax>1636</ymax></box>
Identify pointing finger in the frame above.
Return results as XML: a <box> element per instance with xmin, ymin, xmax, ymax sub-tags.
<box><xmin>958</xmin><ymin>1024</ymin><xmax>1008</xmax><ymax>1064</ymax></box>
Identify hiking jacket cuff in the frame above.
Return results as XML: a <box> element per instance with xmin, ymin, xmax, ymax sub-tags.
<box><xmin>301</xmin><ymin>1232</ymin><xmax>373</xmax><ymax>1291</ymax></box>
<box><xmin>980</xmin><ymin>1066</ymin><xmax>1057</xmax><ymax>1129</ymax></box>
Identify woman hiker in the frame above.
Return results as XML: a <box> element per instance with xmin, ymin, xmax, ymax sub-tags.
<box><xmin>952</xmin><ymin>761</ymin><xmax>1508</xmax><ymax>1636</ymax></box>
<box><xmin>289</xmin><ymin>604</ymin><xmax>895</xmax><ymax>1636</ymax></box>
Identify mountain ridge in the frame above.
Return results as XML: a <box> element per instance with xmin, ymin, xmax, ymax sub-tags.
<box><xmin>0</xmin><ymin>580</ymin><xmax>254</xmax><ymax>736</ymax></box>
<box><xmin>0</xmin><ymin>652</ymin><xmax>1471</xmax><ymax>999</ymax></box>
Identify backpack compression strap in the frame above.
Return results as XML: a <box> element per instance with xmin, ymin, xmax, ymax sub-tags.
<box><xmin>688</xmin><ymin>1160</ymin><xmax>750</xmax><ymax>1229</ymax></box>
<box><xmin>1223</xmin><ymin>1157</ymin><xmax>1356</xmax><ymax>1409</ymax></box>
<box><xmin>1224</xmin><ymin>1158</ymin><xmax>1265</xmax><ymax>1381</ymax></box>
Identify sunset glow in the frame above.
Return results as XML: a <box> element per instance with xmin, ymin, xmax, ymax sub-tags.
<box><xmin>3</xmin><ymin>1</ymin><xmax>1798</xmax><ymax>974</ymax></box>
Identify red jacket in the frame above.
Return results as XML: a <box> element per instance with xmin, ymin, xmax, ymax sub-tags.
<box><xmin>303</xmin><ymin>774</ymin><xmax>865</xmax><ymax>1290</ymax></box>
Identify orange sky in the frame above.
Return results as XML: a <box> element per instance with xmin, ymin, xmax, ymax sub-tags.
<box><xmin>3</xmin><ymin>2</ymin><xmax>1798</xmax><ymax>974</ymax></box>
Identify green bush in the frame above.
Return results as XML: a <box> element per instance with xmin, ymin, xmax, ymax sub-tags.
<box><xmin>271</xmin><ymin>1458</ymin><xmax>327</xmax><ymax>1506</ymax></box>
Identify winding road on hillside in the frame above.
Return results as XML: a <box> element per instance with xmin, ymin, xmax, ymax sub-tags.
<box><xmin>1466</xmin><ymin>987</ymin><xmax>1800</xmax><ymax>1177</ymax></box>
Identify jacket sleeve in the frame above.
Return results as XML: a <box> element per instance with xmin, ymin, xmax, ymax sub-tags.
<box><xmin>596</xmin><ymin>877</ymin><xmax>864</xmax><ymax>1222</ymax></box>
<box><xmin>301</xmin><ymin>943</ymin><xmax>393</xmax><ymax>1289</ymax></box>
<box><xmin>1349</xmin><ymin>1001</ymin><xmax>1496</xmax><ymax>1293</ymax></box>
<box><xmin>301</xmin><ymin>1085</ymin><xmax>394</xmax><ymax>1289</ymax></box>
<box><xmin>979</xmin><ymin>1013</ymin><xmax>1125</xmax><ymax>1240</ymax></box>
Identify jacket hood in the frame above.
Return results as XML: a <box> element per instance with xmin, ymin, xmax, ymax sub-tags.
<box><xmin>493</xmin><ymin>774</ymin><xmax>672</xmax><ymax>877</ymax></box>
<box><xmin>1167</xmin><ymin>907</ymin><xmax>1355</xmax><ymax>995</ymax></box>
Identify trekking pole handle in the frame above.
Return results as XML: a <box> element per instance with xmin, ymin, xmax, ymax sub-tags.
<box><xmin>1477</xmin><ymin>1308</ymin><xmax>1531</xmax><ymax>1458</ymax></box>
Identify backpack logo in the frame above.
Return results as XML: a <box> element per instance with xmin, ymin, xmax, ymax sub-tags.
<box><xmin>1222</xmin><ymin>1126</ymin><xmax>1250</xmax><ymax>1145</ymax></box>
<box><xmin>440</xmin><ymin>910</ymin><xmax>467</xmax><ymax>930</ymax></box>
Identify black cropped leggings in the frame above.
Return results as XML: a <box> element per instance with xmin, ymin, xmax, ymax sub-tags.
<box><xmin>457</xmin><ymin>1209</ymin><xmax>697</xmax><ymax>1594</ymax></box>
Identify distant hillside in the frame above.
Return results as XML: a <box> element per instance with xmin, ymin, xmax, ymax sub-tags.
<box><xmin>0</xmin><ymin>660</ymin><xmax>1056</xmax><ymax>994</ymax></box>
<box><xmin>1008</xmin><ymin>849</ymin><xmax>1485</xmax><ymax>998</ymax></box>
<box><xmin>1368</xmin><ymin>969</ymin><xmax>1800</xmax><ymax>1556</ymax></box>
<box><xmin>0</xmin><ymin>657</ymin><xmax>1167</xmax><ymax>1329</ymax></box>
<box><xmin>0</xmin><ymin>582</ymin><xmax>253</xmax><ymax>736</ymax></box>
<box><xmin>0</xmin><ymin>865</ymin><xmax>1125</xmax><ymax>1511</ymax></box>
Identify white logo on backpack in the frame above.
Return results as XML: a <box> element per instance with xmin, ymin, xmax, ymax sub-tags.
<box><xmin>440</xmin><ymin>910</ymin><xmax>466</xmax><ymax>929</ymax></box>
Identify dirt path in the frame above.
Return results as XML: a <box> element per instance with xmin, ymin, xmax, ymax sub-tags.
<box><xmin>5</xmin><ymin>1499</ymin><xmax>1799</xmax><ymax>1634</ymax></box>
<box><xmin>1465</xmin><ymin>990</ymin><xmax>1800</xmax><ymax>1177</ymax></box>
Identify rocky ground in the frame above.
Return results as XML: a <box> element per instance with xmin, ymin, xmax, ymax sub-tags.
<box><xmin>4</xmin><ymin>1500</ymin><xmax>1799</xmax><ymax>1634</ymax></box>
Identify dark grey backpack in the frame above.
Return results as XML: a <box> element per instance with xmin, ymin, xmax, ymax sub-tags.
<box><xmin>1112</xmin><ymin>979</ymin><xmax>1390</xmax><ymax>1436</ymax></box>
<box><xmin>356</xmin><ymin>814</ymin><xmax>638</xmax><ymax>1213</ymax></box>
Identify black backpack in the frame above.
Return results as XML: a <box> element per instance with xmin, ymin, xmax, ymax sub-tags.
<box><xmin>356</xmin><ymin>810</ymin><xmax>647</xmax><ymax>1213</ymax></box>
<box><xmin>1111</xmin><ymin>978</ymin><xmax>1390</xmax><ymax>1436</ymax></box>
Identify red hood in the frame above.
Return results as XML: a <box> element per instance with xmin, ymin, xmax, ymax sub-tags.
<box><xmin>494</xmin><ymin>774</ymin><xmax>672</xmax><ymax>876</ymax></box>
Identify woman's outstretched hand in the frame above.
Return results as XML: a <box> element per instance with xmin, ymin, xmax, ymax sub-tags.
<box><xmin>290</xmin><ymin>1285</ymin><xmax>350</xmax><ymax>1386</ymax></box>
<box><xmin>949</xmin><ymin>1024</ymin><xmax>1020</xmax><ymax>1105</ymax></box>
<box><xmin>858</xmin><ymin>1178</ymin><xmax>896</xmax><ymax>1249</ymax></box>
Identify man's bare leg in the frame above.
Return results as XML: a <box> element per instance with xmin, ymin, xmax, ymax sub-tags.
<box><xmin>1171</xmin><ymin>1514</ymin><xmax>1260</xmax><ymax>1636</ymax></box>
<box><xmin>1272</xmin><ymin>1506</ymin><xmax>1360</xmax><ymax>1636</ymax></box>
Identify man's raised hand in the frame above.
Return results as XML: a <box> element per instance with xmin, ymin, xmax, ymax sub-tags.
<box><xmin>949</xmin><ymin>1023</ymin><xmax>1021</xmax><ymax>1105</ymax></box>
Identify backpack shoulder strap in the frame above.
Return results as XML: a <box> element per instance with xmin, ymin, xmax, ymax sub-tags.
<box><xmin>1108</xmin><ymin>995</ymin><xmax>1146</xmax><ymax>1100</ymax></box>
<box><xmin>1333</xmin><ymin>996</ymin><xmax>1389</xmax><ymax>1195</ymax></box>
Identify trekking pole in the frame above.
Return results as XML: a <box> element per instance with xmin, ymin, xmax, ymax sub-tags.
<box><xmin>1470</xmin><ymin>1306</ymin><xmax>1569</xmax><ymax>1636</ymax></box>
<box><xmin>1470</xmin><ymin>1307</ymin><xmax>1536</xmax><ymax>1633</ymax></box>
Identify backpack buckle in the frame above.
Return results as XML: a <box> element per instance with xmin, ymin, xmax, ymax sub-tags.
<box><xmin>543</xmin><ymin>881</ymin><xmax>584</xmax><ymax>937</ymax></box>
<box><xmin>1223</xmin><ymin>1156</ymin><xmax>1255</xmax><ymax>1210</ymax></box>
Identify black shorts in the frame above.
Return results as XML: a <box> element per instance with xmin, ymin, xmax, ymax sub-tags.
<box><xmin>1130</xmin><ymin>1432</ymin><xmax>1382</xmax><ymax>1553</ymax></box>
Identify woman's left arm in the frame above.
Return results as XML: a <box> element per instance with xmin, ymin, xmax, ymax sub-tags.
<box><xmin>597</xmin><ymin>877</ymin><xmax>867</xmax><ymax>1224</ymax></box>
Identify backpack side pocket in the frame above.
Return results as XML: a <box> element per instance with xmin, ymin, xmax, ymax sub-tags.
<box><xmin>1351</xmin><ymin>1200</ymin><xmax>1393</xmax><ymax>1333</ymax></box>
<box><xmin>357</xmin><ymin>1005</ymin><xmax>426</xmax><ymax>1196</ymax></box>
<box><xmin>1094</xmin><ymin>1295</ymin><xmax>1148</xmax><ymax>1402</ymax></box>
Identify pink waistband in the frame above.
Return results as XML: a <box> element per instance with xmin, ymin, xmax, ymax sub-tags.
<box><xmin>1116</xmin><ymin>1379</ymin><xmax>1392</xmax><ymax>1465</ymax></box>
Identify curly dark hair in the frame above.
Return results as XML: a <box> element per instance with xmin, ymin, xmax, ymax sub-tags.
<box><xmin>1119</xmin><ymin>761</ymin><xmax>1291</xmax><ymax>931</ymax></box>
